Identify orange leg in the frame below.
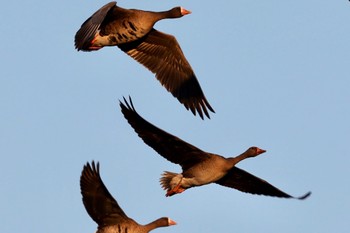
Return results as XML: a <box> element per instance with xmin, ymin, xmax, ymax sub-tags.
<box><xmin>166</xmin><ymin>179</ymin><xmax>186</xmax><ymax>197</ymax></box>
<box><xmin>88</xmin><ymin>46</ymin><xmax>102</xmax><ymax>51</ymax></box>
<box><xmin>88</xmin><ymin>36</ymin><xmax>103</xmax><ymax>50</ymax></box>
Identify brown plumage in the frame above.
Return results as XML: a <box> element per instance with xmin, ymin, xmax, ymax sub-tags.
<box><xmin>75</xmin><ymin>1</ymin><xmax>214</xmax><ymax>119</ymax></box>
<box><xmin>80</xmin><ymin>161</ymin><xmax>176</xmax><ymax>233</ymax></box>
<box><xmin>120</xmin><ymin>97</ymin><xmax>311</xmax><ymax>200</ymax></box>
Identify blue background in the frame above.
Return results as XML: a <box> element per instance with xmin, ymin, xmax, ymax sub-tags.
<box><xmin>1</xmin><ymin>1</ymin><xmax>349</xmax><ymax>232</ymax></box>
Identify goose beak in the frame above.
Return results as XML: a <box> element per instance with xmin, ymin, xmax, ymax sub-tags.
<box><xmin>181</xmin><ymin>7</ymin><xmax>191</xmax><ymax>15</ymax></box>
<box><xmin>257</xmin><ymin>148</ymin><xmax>266</xmax><ymax>155</ymax></box>
<box><xmin>168</xmin><ymin>219</ymin><xmax>177</xmax><ymax>226</ymax></box>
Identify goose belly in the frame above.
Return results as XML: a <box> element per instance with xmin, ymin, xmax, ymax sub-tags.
<box><xmin>97</xmin><ymin>224</ymin><xmax>138</xmax><ymax>233</ymax></box>
<box><xmin>183</xmin><ymin>164</ymin><xmax>229</xmax><ymax>187</ymax></box>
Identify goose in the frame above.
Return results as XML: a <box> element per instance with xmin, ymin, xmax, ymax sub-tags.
<box><xmin>119</xmin><ymin>97</ymin><xmax>311</xmax><ymax>200</ymax></box>
<box><xmin>75</xmin><ymin>1</ymin><xmax>214</xmax><ymax>119</ymax></box>
<box><xmin>80</xmin><ymin>161</ymin><xmax>176</xmax><ymax>233</ymax></box>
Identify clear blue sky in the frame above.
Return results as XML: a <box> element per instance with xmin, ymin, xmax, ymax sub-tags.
<box><xmin>1</xmin><ymin>1</ymin><xmax>349</xmax><ymax>232</ymax></box>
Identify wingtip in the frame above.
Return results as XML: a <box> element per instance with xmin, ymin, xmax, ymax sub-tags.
<box><xmin>120</xmin><ymin>95</ymin><xmax>136</xmax><ymax>110</ymax></box>
<box><xmin>297</xmin><ymin>191</ymin><xmax>312</xmax><ymax>200</ymax></box>
<box><xmin>184</xmin><ymin>101</ymin><xmax>213</xmax><ymax>120</ymax></box>
<box><xmin>74</xmin><ymin>40</ymin><xmax>82</xmax><ymax>51</ymax></box>
<box><xmin>196</xmin><ymin>98</ymin><xmax>215</xmax><ymax>120</ymax></box>
<box><xmin>84</xmin><ymin>160</ymin><xmax>99</xmax><ymax>172</ymax></box>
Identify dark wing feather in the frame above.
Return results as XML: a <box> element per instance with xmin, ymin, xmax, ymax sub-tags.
<box><xmin>75</xmin><ymin>1</ymin><xmax>116</xmax><ymax>51</ymax></box>
<box><xmin>120</xmin><ymin>96</ymin><xmax>211</xmax><ymax>170</ymax></box>
<box><xmin>80</xmin><ymin>161</ymin><xmax>130</xmax><ymax>226</ymax></box>
<box><xmin>118</xmin><ymin>29</ymin><xmax>215</xmax><ymax>119</ymax></box>
<box><xmin>216</xmin><ymin>166</ymin><xmax>311</xmax><ymax>200</ymax></box>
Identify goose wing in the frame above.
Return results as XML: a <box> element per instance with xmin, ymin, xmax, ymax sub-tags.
<box><xmin>120</xmin><ymin>97</ymin><xmax>211</xmax><ymax>170</ymax></box>
<box><xmin>216</xmin><ymin>166</ymin><xmax>311</xmax><ymax>200</ymax></box>
<box><xmin>118</xmin><ymin>29</ymin><xmax>214</xmax><ymax>119</ymax></box>
<box><xmin>80</xmin><ymin>161</ymin><xmax>130</xmax><ymax>226</ymax></box>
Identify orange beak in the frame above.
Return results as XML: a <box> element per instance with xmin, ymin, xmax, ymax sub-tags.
<box><xmin>257</xmin><ymin>148</ymin><xmax>266</xmax><ymax>155</ymax></box>
<box><xmin>181</xmin><ymin>7</ymin><xmax>192</xmax><ymax>15</ymax></box>
<box><xmin>168</xmin><ymin>219</ymin><xmax>177</xmax><ymax>226</ymax></box>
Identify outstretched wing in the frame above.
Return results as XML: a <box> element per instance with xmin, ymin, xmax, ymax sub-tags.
<box><xmin>120</xmin><ymin>96</ymin><xmax>212</xmax><ymax>170</ymax></box>
<box><xmin>80</xmin><ymin>161</ymin><xmax>130</xmax><ymax>226</ymax></box>
<box><xmin>216</xmin><ymin>166</ymin><xmax>311</xmax><ymax>200</ymax></box>
<box><xmin>118</xmin><ymin>29</ymin><xmax>215</xmax><ymax>119</ymax></box>
<box><xmin>75</xmin><ymin>1</ymin><xmax>116</xmax><ymax>50</ymax></box>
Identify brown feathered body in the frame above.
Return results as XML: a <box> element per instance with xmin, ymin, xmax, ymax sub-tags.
<box><xmin>80</xmin><ymin>161</ymin><xmax>176</xmax><ymax>233</ymax></box>
<box><xmin>75</xmin><ymin>2</ymin><xmax>214</xmax><ymax>119</ymax></box>
<box><xmin>120</xmin><ymin>97</ymin><xmax>311</xmax><ymax>200</ymax></box>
